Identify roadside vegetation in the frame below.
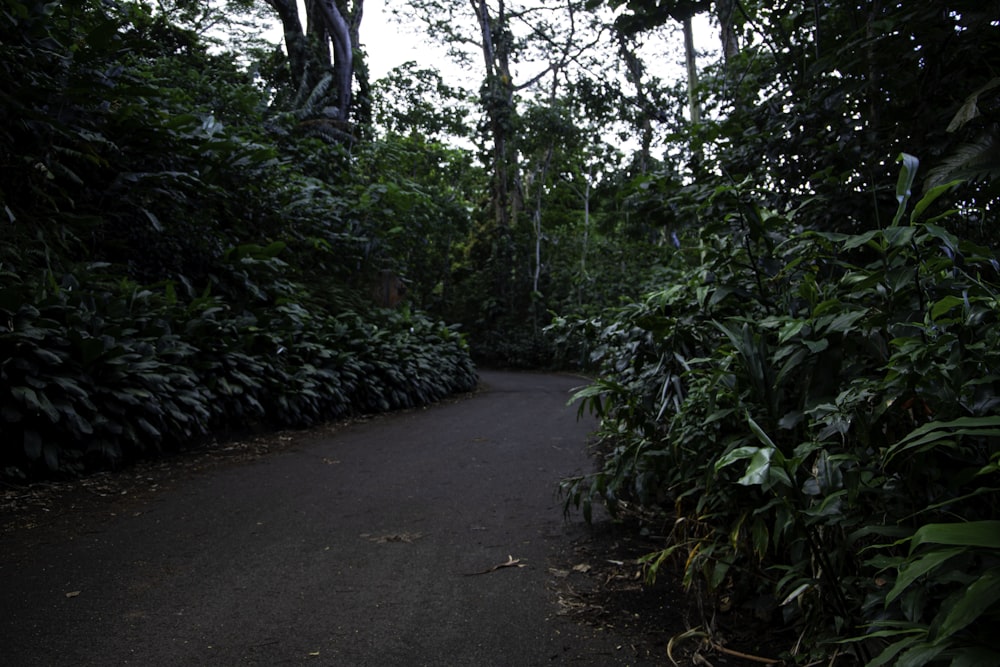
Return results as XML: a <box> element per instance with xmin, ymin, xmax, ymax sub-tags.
<box><xmin>0</xmin><ymin>0</ymin><xmax>476</xmax><ymax>478</ymax></box>
<box><xmin>2</xmin><ymin>0</ymin><xmax>998</xmax><ymax>662</ymax></box>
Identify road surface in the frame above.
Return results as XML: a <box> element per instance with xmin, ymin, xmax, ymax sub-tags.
<box><xmin>1</xmin><ymin>370</ymin><xmax>662</xmax><ymax>666</ymax></box>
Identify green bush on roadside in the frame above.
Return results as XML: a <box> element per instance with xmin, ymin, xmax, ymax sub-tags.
<box><xmin>556</xmin><ymin>160</ymin><xmax>1000</xmax><ymax>663</ymax></box>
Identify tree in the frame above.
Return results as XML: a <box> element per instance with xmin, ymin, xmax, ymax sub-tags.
<box><xmin>264</xmin><ymin>0</ymin><xmax>363</xmax><ymax>126</ymax></box>
<box><xmin>372</xmin><ymin>62</ymin><xmax>474</xmax><ymax>141</ymax></box>
<box><xmin>607</xmin><ymin>0</ymin><xmax>715</xmax><ymax>126</ymax></box>
<box><xmin>388</xmin><ymin>0</ymin><xmax>622</xmax><ymax>334</ymax></box>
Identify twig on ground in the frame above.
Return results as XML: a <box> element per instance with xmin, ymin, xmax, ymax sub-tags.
<box><xmin>464</xmin><ymin>554</ymin><xmax>526</xmax><ymax>576</ymax></box>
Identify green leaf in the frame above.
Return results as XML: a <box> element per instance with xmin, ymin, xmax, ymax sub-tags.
<box><xmin>709</xmin><ymin>557</ymin><xmax>731</xmax><ymax>589</ymax></box>
<box><xmin>897</xmin><ymin>642</ymin><xmax>946</xmax><ymax>667</ymax></box>
<box><xmin>885</xmin><ymin>547</ymin><xmax>964</xmax><ymax>605</ymax></box>
<box><xmin>842</xmin><ymin>229</ymin><xmax>882</xmax><ymax>251</ymax></box>
<box><xmin>778</xmin><ymin>319</ymin><xmax>808</xmax><ymax>344</ymax></box>
<box><xmin>910</xmin><ymin>521</ymin><xmax>1000</xmax><ymax>552</ymax></box>
<box><xmin>946</xmin><ymin>78</ymin><xmax>1000</xmax><ymax>132</ymax></box>
<box><xmin>910</xmin><ymin>179</ymin><xmax>962</xmax><ymax>224</ymax></box>
<box><xmin>11</xmin><ymin>386</ymin><xmax>60</xmax><ymax>422</ymax></box>
<box><xmin>824</xmin><ymin>310</ymin><xmax>865</xmax><ymax>335</ymax></box>
<box><xmin>747</xmin><ymin>413</ymin><xmax>780</xmax><ymax>451</ymax></box>
<box><xmin>715</xmin><ymin>446</ymin><xmax>759</xmax><ymax>471</ymax></box>
<box><xmin>887</xmin><ymin>417</ymin><xmax>1000</xmax><ymax>463</ymax></box>
<box><xmin>739</xmin><ymin>447</ymin><xmax>775</xmax><ymax>486</ymax></box>
<box><xmin>933</xmin><ymin>566</ymin><xmax>1000</xmax><ymax>644</ymax></box>
<box><xmin>929</xmin><ymin>295</ymin><xmax>965</xmax><ymax>320</ymax></box>
<box><xmin>867</xmin><ymin>633</ymin><xmax>925</xmax><ymax>667</ymax></box>
<box><xmin>893</xmin><ymin>152</ymin><xmax>920</xmax><ymax>227</ymax></box>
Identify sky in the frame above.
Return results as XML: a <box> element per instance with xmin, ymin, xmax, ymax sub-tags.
<box><xmin>262</xmin><ymin>0</ymin><xmax>717</xmax><ymax>88</ymax></box>
<box><xmin>260</xmin><ymin>0</ymin><xmax>443</xmax><ymax>82</ymax></box>
<box><xmin>358</xmin><ymin>0</ymin><xmax>435</xmax><ymax>81</ymax></box>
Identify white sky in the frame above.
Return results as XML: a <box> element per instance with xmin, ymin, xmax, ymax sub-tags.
<box><xmin>262</xmin><ymin>0</ymin><xmax>715</xmax><ymax>87</ymax></box>
<box><xmin>360</xmin><ymin>0</ymin><xmax>434</xmax><ymax>80</ymax></box>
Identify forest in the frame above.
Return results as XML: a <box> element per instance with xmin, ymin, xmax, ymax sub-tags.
<box><xmin>2</xmin><ymin>0</ymin><xmax>999</xmax><ymax>662</ymax></box>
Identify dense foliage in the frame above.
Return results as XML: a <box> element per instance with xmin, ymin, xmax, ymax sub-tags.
<box><xmin>559</xmin><ymin>165</ymin><xmax>1000</xmax><ymax>661</ymax></box>
<box><xmin>4</xmin><ymin>0</ymin><xmax>999</xmax><ymax>661</ymax></box>
<box><xmin>549</xmin><ymin>2</ymin><xmax>1000</xmax><ymax>663</ymax></box>
<box><xmin>0</xmin><ymin>0</ymin><xmax>476</xmax><ymax>479</ymax></box>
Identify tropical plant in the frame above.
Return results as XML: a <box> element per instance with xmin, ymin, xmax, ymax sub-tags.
<box><xmin>559</xmin><ymin>156</ymin><xmax>1000</xmax><ymax>662</ymax></box>
<box><xmin>0</xmin><ymin>0</ymin><xmax>479</xmax><ymax>481</ymax></box>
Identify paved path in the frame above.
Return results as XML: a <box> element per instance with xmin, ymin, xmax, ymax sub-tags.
<box><xmin>0</xmin><ymin>371</ymin><xmax>651</xmax><ymax>666</ymax></box>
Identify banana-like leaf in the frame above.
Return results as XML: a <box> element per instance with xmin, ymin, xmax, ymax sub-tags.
<box><xmin>739</xmin><ymin>446</ymin><xmax>775</xmax><ymax>486</ymax></box>
<box><xmin>892</xmin><ymin>153</ymin><xmax>920</xmax><ymax>227</ymax></box>
<box><xmin>933</xmin><ymin>566</ymin><xmax>1000</xmax><ymax>645</ymax></box>
<box><xmin>885</xmin><ymin>416</ymin><xmax>1000</xmax><ymax>464</ymax></box>
<box><xmin>885</xmin><ymin>547</ymin><xmax>964</xmax><ymax>605</ymax></box>
<box><xmin>909</xmin><ymin>521</ymin><xmax>1000</xmax><ymax>553</ymax></box>
<box><xmin>946</xmin><ymin>78</ymin><xmax>1000</xmax><ymax>132</ymax></box>
<box><xmin>925</xmin><ymin>132</ymin><xmax>1000</xmax><ymax>191</ymax></box>
<box><xmin>910</xmin><ymin>178</ymin><xmax>963</xmax><ymax>224</ymax></box>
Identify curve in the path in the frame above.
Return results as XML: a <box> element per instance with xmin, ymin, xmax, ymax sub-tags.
<box><xmin>0</xmin><ymin>370</ymin><xmax>651</xmax><ymax>666</ymax></box>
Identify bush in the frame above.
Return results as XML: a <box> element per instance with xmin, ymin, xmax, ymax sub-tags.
<box><xmin>0</xmin><ymin>266</ymin><xmax>476</xmax><ymax>479</ymax></box>
<box><xmin>0</xmin><ymin>0</ymin><xmax>478</xmax><ymax>481</ymax></box>
<box><xmin>558</xmin><ymin>160</ymin><xmax>1000</xmax><ymax>663</ymax></box>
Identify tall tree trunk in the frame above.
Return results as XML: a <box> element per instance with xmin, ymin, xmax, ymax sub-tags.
<box><xmin>313</xmin><ymin>0</ymin><xmax>354</xmax><ymax>118</ymax></box>
<box><xmin>683</xmin><ymin>15</ymin><xmax>701</xmax><ymax>125</ymax></box>
<box><xmin>470</xmin><ymin>0</ymin><xmax>526</xmax><ymax>319</ymax></box>
<box><xmin>715</xmin><ymin>0</ymin><xmax>738</xmax><ymax>64</ymax></box>
<box><xmin>531</xmin><ymin>145</ymin><xmax>554</xmax><ymax>295</ymax></box>
<box><xmin>579</xmin><ymin>170</ymin><xmax>590</xmax><ymax>308</ymax></box>
<box><xmin>619</xmin><ymin>36</ymin><xmax>654</xmax><ymax>174</ymax></box>
<box><xmin>473</xmin><ymin>0</ymin><xmax>520</xmax><ymax>231</ymax></box>
<box><xmin>264</xmin><ymin>0</ymin><xmax>359</xmax><ymax>121</ymax></box>
<box><xmin>266</xmin><ymin>0</ymin><xmax>309</xmax><ymax>88</ymax></box>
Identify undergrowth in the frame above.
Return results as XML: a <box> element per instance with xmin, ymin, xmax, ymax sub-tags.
<box><xmin>555</xmin><ymin>157</ymin><xmax>1000</xmax><ymax>664</ymax></box>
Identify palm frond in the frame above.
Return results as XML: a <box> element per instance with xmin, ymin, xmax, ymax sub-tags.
<box><xmin>291</xmin><ymin>72</ymin><xmax>334</xmax><ymax>119</ymax></box>
<box><xmin>925</xmin><ymin>129</ymin><xmax>1000</xmax><ymax>190</ymax></box>
<box><xmin>946</xmin><ymin>77</ymin><xmax>1000</xmax><ymax>133</ymax></box>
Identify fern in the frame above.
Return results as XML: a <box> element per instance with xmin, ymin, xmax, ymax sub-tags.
<box><xmin>925</xmin><ymin>130</ymin><xmax>1000</xmax><ymax>190</ymax></box>
<box><xmin>291</xmin><ymin>71</ymin><xmax>334</xmax><ymax>119</ymax></box>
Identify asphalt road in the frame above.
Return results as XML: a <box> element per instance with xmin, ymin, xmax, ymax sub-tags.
<box><xmin>0</xmin><ymin>370</ymin><xmax>654</xmax><ymax>666</ymax></box>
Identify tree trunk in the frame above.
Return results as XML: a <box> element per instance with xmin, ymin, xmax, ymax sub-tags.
<box><xmin>473</xmin><ymin>0</ymin><xmax>520</xmax><ymax>231</ymax></box>
<box><xmin>531</xmin><ymin>145</ymin><xmax>553</xmax><ymax>295</ymax></box>
<box><xmin>470</xmin><ymin>0</ymin><xmax>524</xmax><ymax>318</ymax></box>
<box><xmin>313</xmin><ymin>0</ymin><xmax>354</xmax><ymax>118</ymax></box>
<box><xmin>265</xmin><ymin>0</ymin><xmax>309</xmax><ymax>88</ymax></box>
<box><xmin>715</xmin><ymin>0</ymin><xmax>738</xmax><ymax>64</ymax></box>
<box><xmin>683</xmin><ymin>15</ymin><xmax>701</xmax><ymax>125</ymax></box>
<box><xmin>265</xmin><ymin>0</ymin><xmax>359</xmax><ymax>121</ymax></box>
<box><xmin>619</xmin><ymin>36</ymin><xmax>653</xmax><ymax>174</ymax></box>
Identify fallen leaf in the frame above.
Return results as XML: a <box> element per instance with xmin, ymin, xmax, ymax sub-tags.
<box><xmin>65</xmin><ymin>591</ymin><xmax>81</xmax><ymax>598</ymax></box>
<box><xmin>572</xmin><ymin>563</ymin><xmax>592</xmax><ymax>573</ymax></box>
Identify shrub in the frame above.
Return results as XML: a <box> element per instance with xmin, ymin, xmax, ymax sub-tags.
<box><xmin>558</xmin><ymin>159</ymin><xmax>1000</xmax><ymax>663</ymax></box>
